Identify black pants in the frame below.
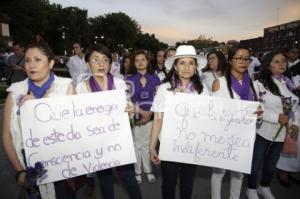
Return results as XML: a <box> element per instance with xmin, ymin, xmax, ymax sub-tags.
<box><xmin>161</xmin><ymin>161</ymin><xmax>196</xmax><ymax>199</ymax></box>
<box><xmin>97</xmin><ymin>164</ymin><xmax>142</xmax><ymax>199</ymax></box>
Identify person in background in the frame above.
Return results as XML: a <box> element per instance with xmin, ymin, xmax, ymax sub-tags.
<box><xmin>164</xmin><ymin>47</ymin><xmax>176</xmax><ymax>59</ymax></box>
<box><xmin>0</xmin><ymin>49</ymin><xmax>7</xmax><ymax>81</ymax></box>
<box><xmin>7</xmin><ymin>42</ymin><xmax>27</xmax><ymax>85</ymax></box>
<box><xmin>120</xmin><ymin>54</ymin><xmax>132</xmax><ymax>77</ymax></box>
<box><xmin>286</xmin><ymin>48</ymin><xmax>299</xmax><ymax>68</ymax></box>
<box><xmin>153</xmin><ymin>49</ymin><xmax>167</xmax><ymax>81</ymax></box>
<box><xmin>164</xmin><ymin>47</ymin><xmax>176</xmax><ymax>74</ymax></box>
<box><xmin>110</xmin><ymin>52</ymin><xmax>123</xmax><ymax>78</ymax></box>
<box><xmin>66</xmin><ymin>42</ymin><xmax>91</xmax><ymax>86</ymax></box>
<box><xmin>248</xmin><ymin>49</ymin><xmax>262</xmax><ymax>80</ymax></box>
<box><xmin>247</xmin><ymin>51</ymin><xmax>299</xmax><ymax>199</ymax></box>
<box><xmin>76</xmin><ymin>44</ymin><xmax>142</xmax><ymax>199</ymax></box>
<box><xmin>150</xmin><ymin>45</ymin><xmax>209</xmax><ymax>199</ymax></box>
<box><xmin>200</xmin><ymin>51</ymin><xmax>226</xmax><ymax>92</ymax></box>
<box><xmin>126</xmin><ymin>50</ymin><xmax>160</xmax><ymax>184</ymax></box>
<box><xmin>2</xmin><ymin>42</ymin><xmax>76</xmax><ymax>199</ymax></box>
<box><xmin>211</xmin><ymin>46</ymin><xmax>260</xmax><ymax>199</ymax></box>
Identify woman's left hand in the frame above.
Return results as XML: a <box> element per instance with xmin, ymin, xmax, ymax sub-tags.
<box><xmin>288</xmin><ymin>124</ymin><xmax>299</xmax><ymax>139</ymax></box>
<box><xmin>18</xmin><ymin>94</ymin><xmax>35</xmax><ymax>106</ymax></box>
<box><xmin>125</xmin><ymin>102</ymin><xmax>135</xmax><ymax>114</ymax></box>
<box><xmin>254</xmin><ymin>105</ymin><xmax>264</xmax><ymax>118</ymax></box>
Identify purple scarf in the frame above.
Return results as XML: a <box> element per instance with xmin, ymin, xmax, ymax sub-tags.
<box><xmin>89</xmin><ymin>74</ymin><xmax>115</xmax><ymax>92</ymax></box>
<box><xmin>273</xmin><ymin>75</ymin><xmax>295</xmax><ymax>92</ymax></box>
<box><xmin>28</xmin><ymin>72</ymin><xmax>55</xmax><ymax>99</ymax></box>
<box><xmin>231</xmin><ymin>72</ymin><xmax>254</xmax><ymax>101</ymax></box>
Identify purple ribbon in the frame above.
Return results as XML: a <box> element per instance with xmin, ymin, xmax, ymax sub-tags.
<box><xmin>231</xmin><ymin>72</ymin><xmax>254</xmax><ymax>101</ymax></box>
<box><xmin>89</xmin><ymin>74</ymin><xmax>115</xmax><ymax>92</ymax></box>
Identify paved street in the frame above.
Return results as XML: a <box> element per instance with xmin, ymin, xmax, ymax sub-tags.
<box><xmin>0</xmin><ymin>108</ymin><xmax>300</xmax><ymax>199</ymax></box>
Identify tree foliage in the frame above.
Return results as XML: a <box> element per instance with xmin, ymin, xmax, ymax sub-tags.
<box><xmin>0</xmin><ymin>0</ymin><xmax>168</xmax><ymax>54</ymax></box>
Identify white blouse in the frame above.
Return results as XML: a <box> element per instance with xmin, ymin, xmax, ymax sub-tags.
<box><xmin>253</xmin><ymin>78</ymin><xmax>299</xmax><ymax>142</ymax></box>
<box><xmin>151</xmin><ymin>82</ymin><xmax>209</xmax><ymax>113</ymax></box>
<box><xmin>212</xmin><ymin>76</ymin><xmax>241</xmax><ymax>99</ymax></box>
<box><xmin>200</xmin><ymin>70</ymin><xmax>221</xmax><ymax>92</ymax></box>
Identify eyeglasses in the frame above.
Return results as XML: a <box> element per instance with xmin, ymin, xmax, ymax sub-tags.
<box><xmin>232</xmin><ymin>57</ymin><xmax>250</xmax><ymax>64</ymax></box>
<box><xmin>91</xmin><ymin>58</ymin><xmax>110</xmax><ymax>65</ymax></box>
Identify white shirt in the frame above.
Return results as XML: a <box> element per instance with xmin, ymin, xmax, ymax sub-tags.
<box><xmin>248</xmin><ymin>56</ymin><xmax>261</xmax><ymax>79</ymax></box>
<box><xmin>197</xmin><ymin>57</ymin><xmax>207</xmax><ymax>77</ymax></box>
<box><xmin>213</xmin><ymin>76</ymin><xmax>241</xmax><ymax>99</ymax></box>
<box><xmin>200</xmin><ymin>71</ymin><xmax>221</xmax><ymax>92</ymax></box>
<box><xmin>151</xmin><ymin>82</ymin><xmax>209</xmax><ymax>113</ymax></box>
<box><xmin>253</xmin><ymin>78</ymin><xmax>299</xmax><ymax>142</ymax></box>
<box><xmin>110</xmin><ymin>61</ymin><xmax>123</xmax><ymax>78</ymax></box>
<box><xmin>66</xmin><ymin>54</ymin><xmax>90</xmax><ymax>85</ymax></box>
<box><xmin>292</xmin><ymin>75</ymin><xmax>300</xmax><ymax>88</ymax></box>
<box><xmin>288</xmin><ymin>59</ymin><xmax>300</xmax><ymax>68</ymax></box>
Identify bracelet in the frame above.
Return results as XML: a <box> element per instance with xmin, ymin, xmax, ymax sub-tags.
<box><xmin>15</xmin><ymin>170</ymin><xmax>26</xmax><ymax>181</ymax></box>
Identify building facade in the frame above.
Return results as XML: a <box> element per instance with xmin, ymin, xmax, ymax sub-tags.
<box><xmin>264</xmin><ymin>20</ymin><xmax>300</xmax><ymax>51</ymax></box>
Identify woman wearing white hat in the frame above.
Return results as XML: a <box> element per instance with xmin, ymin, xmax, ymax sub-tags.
<box><xmin>150</xmin><ymin>45</ymin><xmax>209</xmax><ymax>199</ymax></box>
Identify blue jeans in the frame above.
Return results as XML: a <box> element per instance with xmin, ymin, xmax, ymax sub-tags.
<box><xmin>247</xmin><ymin>134</ymin><xmax>283</xmax><ymax>189</ymax></box>
<box><xmin>97</xmin><ymin>164</ymin><xmax>142</xmax><ymax>199</ymax></box>
<box><xmin>161</xmin><ymin>161</ymin><xmax>196</xmax><ymax>199</ymax></box>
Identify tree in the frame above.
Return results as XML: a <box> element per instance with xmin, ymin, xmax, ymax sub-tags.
<box><xmin>0</xmin><ymin>0</ymin><xmax>49</xmax><ymax>45</ymax></box>
<box><xmin>135</xmin><ymin>33</ymin><xmax>168</xmax><ymax>52</ymax></box>
<box><xmin>89</xmin><ymin>12</ymin><xmax>140</xmax><ymax>51</ymax></box>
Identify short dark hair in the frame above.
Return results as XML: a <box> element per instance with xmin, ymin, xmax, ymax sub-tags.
<box><xmin>25</xmin><ymin>42</ymin><xmax>54</xmax><ymax>61</ymax></box>
<box><xmin>84</xmin><ymin>44</ymin><xmax>112</xmax><ymax>63</ymax></box>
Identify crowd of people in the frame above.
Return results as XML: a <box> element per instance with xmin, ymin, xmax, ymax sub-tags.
<box><xmin>1</xmin><ymin>38</ymin><xmax>300</xmax><ymax>199</ymax></box>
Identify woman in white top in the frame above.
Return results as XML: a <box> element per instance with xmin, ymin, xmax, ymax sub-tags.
<box><xmin>211</xmin><ymin>46</ymin><xmax>260</xmax><ymax>199</ymax></box>
<box><xmin>2</xmin><ymin>42</ymin><xmax>75</xmax><ymax>199</ymax></box>
<box><xmin>200</xmin><ymin>51</ymin><xmax>226</xmax><ymax>92</ymax></box>
<box><xmin>247</xmin><ymin>51</ymin><xmax>299</xmax><ymax>199</ymax></box>
<box><xmin>150</xmin><ymin>45</ymin><xmax>209</xmax><ymax>199</ymax></box>
<box><xmin>75</xmin><ymin>44</ymin><xmax>142</xmax><ymax>199</ymax></box>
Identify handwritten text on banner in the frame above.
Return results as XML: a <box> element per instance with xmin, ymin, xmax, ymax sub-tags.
<box><xmin>20</xmin><ymin>90</ymin><xmax>136</xmax><ymax>184</ymax></box>
<box><xmin>159</xmin><ymin>93</ymin><xmax>259</xmax><ymax>174</ymax></box>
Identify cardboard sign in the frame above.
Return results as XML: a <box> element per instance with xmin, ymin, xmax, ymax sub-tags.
<box><xmin>21</xmin><ymin>90</ymin><xmax>136</xmax><ymax>184</ymax></box>
<box><xmin>159</xmin><ymin>92</ymin><xmax>259</xmax><ymax>174</ymax></box>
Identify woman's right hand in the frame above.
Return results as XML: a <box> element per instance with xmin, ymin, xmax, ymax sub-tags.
<box><xmin>17</xmin><ymin>172</ymin><xmax>27</xmax><ymax>187</ymax></box>
<box><xmin>150</xmin><ymin>149</ymin><xmax>160</xmax><ymax>165</ymax></box>
<box><xmin>278</xmin><ymin>113</ymin><xmax>288</xmax><ymax>125</ymax></box>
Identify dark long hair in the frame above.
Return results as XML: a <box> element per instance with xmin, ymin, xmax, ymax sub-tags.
<box><xmin>225</xmin><ymin>45</ymin><xmax>257</xmax><ymax>100</ymax></box>
<box><xmin>256</xmin><ymin>51</ymin><xmax>287</xmax><ymax>96</ymax></box>
<box><xmin>202</xmin><ymin>51</ymin><xmax>226</xmax><ymax>75</ymax></box>
<box><xmin>163</xmin><ymin>58</ymin><xmax>204</xmax><ymax>94</ymax></box>
<box><xmin>129</xmin><ymin>50</ymin><xmax>154</xmax><ymax>75</ymax></box>
<box><xmin>120</xmin><ymin>54</ymin><xmax>131</xmax><ymax>75</ymax></box>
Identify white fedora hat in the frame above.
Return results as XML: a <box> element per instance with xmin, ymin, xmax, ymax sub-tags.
<box><xmin>164</xmin><ymin>45</ymin><xmax>205</xmax><ymax>71</ymax></box>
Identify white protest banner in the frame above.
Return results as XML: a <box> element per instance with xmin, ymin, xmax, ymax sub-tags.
<box><xmin>20</xmin><ymin>90</ymin><xmax>136</xmax><ymax>184</ymax></box>
<box><xmin>159</xmin><ymin>92</ymin><xmax>259</xmax><ymax>174</ymax></box>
